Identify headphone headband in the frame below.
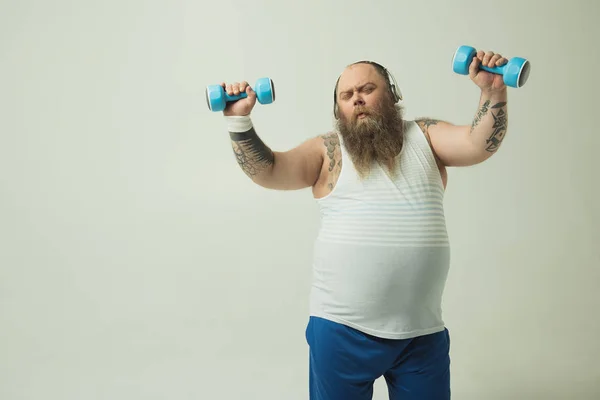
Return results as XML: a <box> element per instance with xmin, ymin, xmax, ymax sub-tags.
<box><xmin>333</xmin><ymin>61</ymin><xmax>402</xmax><ymax>119</ymax></box>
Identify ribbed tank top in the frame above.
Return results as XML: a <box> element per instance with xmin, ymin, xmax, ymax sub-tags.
<box><xmin>309</xmin><ymin>120</ymin><xmax>451</xmax><ymax>340</ymax></box>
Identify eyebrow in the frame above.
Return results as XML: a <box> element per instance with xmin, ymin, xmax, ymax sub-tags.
<box><xmin>339</xmin><ymin>82</ymin><xmax>376</xmax><ymax>96</ymax></box>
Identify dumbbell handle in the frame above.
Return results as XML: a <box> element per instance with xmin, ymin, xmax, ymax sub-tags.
<box><xmin>478</xmin><ymin>64</ymin><xmax>506</xmax><ymax>75</ymax></box>
<box><xmin>223</xmin><ymin>91</ymin><xmax>249</xmax><ymax>103</ymax></box>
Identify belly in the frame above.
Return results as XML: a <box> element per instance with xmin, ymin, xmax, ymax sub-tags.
<box><xmin>310</xmin><ymin>239</ymin><xmax>451</xmax><ymax>328</ymax></box>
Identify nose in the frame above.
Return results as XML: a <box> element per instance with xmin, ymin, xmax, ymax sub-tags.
<box><xmin>353</xmin><ymin>96</ymin><xmax>365</xmax><ymax>107</ymax></box>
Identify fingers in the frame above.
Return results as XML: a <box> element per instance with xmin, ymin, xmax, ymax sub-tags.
<box><xmin>477</xmin><ymin>50</ymin><xmax>507</xmax><ymax>68</ymax></box>
<box><xmin>246</xmin><ymin>84</ymin><xmax>256</xmax><ymax>99</ymax></box>
<box><xmin>490</xmin><ymin>53</ymin><xmax>507</xmax><ymax>67</ymax></box>
<box><xmin>223</xmin><ymin>81</ymin><xmax>250</xmax><ymax>96</ymax></box>
<box><xmin>469</xmin><ymin>55</ymin><xmax>481</xmax><ymax>78</ymax></box>
<box><xmin>482</xmin><ymin>51</ymin><xmax>494</xmax><ymax>67</ymax></box>
<box><xmin>238</xmin><ymin>81</ymin><xmax>249</xmax><ymax>95</ymax></box>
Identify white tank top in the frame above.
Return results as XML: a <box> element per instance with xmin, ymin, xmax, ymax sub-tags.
<box><xmin>309</xmin><ymin>120</ymin><xmax>451</xmax><ymax>339</ymax></box>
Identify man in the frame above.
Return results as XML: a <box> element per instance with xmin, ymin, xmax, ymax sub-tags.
<box><xmin>219</xmin><ymin>49</ymin><xmax>509</xmax><ymax>399</ymax></box>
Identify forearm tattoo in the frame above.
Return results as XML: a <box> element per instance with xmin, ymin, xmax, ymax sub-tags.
<box><xmin>470</xmin><ymin>100</ymin><xmax>490</xmax><ymax>133</ymax></box>
<box><xmin>229</xmin><ymin>128</ymin><xmax>274</xmax><ymax>177</ymax></box>
<box><xmin>484</xmin><ymin>101</ymin><xmax>507</xmax><ymax>153</ymax></box>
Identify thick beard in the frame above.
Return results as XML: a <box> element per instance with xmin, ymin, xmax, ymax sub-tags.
<box><xmin>336</xmin><ymin>97</ymin><xmax>405</xmax><ymax>179</ymax></box>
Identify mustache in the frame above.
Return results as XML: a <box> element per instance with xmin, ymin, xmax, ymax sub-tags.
<box><xmin>353</xmin><ymin>106</ymin><xmax>374</xmax><ymax>118</ymax></box>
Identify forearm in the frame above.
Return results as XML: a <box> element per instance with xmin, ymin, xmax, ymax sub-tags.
<box><xmin>226</xmin><ymin>115</ymin><xmax>275</xmax><ymax>184</ymax></box>
<box><xmin>468</xmin><ymin>88</ymin><xmax>508</xmax><ymax>158</ymax></box>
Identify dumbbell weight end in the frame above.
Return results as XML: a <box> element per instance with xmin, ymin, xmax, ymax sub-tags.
<box><xmin>205</xmin><ymin>86</ymin><xmax>249</xmax><ymax>112</ymax></box>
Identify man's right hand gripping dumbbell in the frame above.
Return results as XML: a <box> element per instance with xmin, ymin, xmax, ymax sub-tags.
<box><xmin>220</xmin><ymin>80</ymin><xmax>275</xmax><ymax>183</ymax></box>
<box><xmin>220</xmin><ymin>81</ymin><xmax>257</xmax><ymax>117</ymax></box>
<box><xmin>219</xmin><ymin>79</ymin><xmax>326</xmax><ymax>193</ymax></box>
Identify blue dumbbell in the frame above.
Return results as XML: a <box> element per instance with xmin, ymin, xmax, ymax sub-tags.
<box><xmin>452</xmin><ymin>45</ymin><xmax>531</xmax><ymax>88</ymax></box>
<box><xmin>205</xmin><ymin>77</ymin><xmax>275</xmax><ymax>112</ymax></box>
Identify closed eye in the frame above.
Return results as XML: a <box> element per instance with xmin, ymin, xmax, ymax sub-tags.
<box><xmin>339</xmin><ymin>83</ymin><xmax>377</xmax><ymax>101</ymax></box>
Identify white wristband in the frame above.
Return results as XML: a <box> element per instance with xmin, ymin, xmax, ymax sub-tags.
<box><xmin>225</xmin><ymin>115</ymin><xmax>253</xmax><ymax>132</ymax></box>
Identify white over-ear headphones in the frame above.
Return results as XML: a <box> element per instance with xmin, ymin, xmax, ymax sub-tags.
<box><xmin>333</xmin><ymin>61</ymin><xmax>403</xmax><ymax>119</ymax></box>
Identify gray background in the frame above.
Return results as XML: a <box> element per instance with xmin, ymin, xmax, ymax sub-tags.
<box><xmin>2</xmin><ymin>0</ymin><xmax>598</xmax><ymax>398</ymax></box>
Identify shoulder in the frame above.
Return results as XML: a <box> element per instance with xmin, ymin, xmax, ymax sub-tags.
<box><xmin>319</xmin><ymin>131</ymin><xmax>341</xmax><ymax>154</ymax></box>
<box><xmin>317</xmin><ymin>131</ymin><xmax>342</xmax><ymax>172</ymax></box>
<box><xmin>414</xmin><ymin>118</ymin><xmax>442</xmax><ymax>140</ymax></box>
<box><xmin>312</xmin><ymin>131</ymin><xmax>343</xmax><ymax>195</ymax></box>
<box><xmin>318</xmin><ymin>131</ymin><xmax>341</xmax><ymax>145</ymax></box>
<box><xmin>295</xmin><ymin>131</ymin><xmax>343</xmax><ymax>175</ymax></box>
<box><xmin>414</xmin><ymin>117</ymin><xmax>459</xmax><ymax>149</ymax></box>
<box><xmin>299</xmin><ymin>131</ymin><xmax>340</xmax><ymax>151</ymax></box>
<box><xmin>413</xmin><ymin>118</ymin><xmax>449</xmax><ymax>186</ymax></box>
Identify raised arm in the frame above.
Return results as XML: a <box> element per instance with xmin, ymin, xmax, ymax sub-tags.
<box><xmin>226</xmin><ymin>115</ymin><xmax>325</xmax><ymax>190</ymax></box>
<box><xmin>416</xmin><ymin>89</ymin><xmax>507</xmax><ymax>167</ymax></box>
<box><xmin>416</xmin><ymin>49</ymin><xmax>510</xmax><ymax>167</ymax></box>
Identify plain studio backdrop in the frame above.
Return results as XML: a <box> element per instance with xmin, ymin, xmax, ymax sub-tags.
<box><xmin>1</xmin><ymin>0</ymin><xmax>599</xmax><ymax>399</ymax></box>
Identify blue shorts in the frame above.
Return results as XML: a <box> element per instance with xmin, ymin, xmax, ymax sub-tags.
<box><xmin>305</xmin><ymin>316</ymin><xmax>451</xmax><ymax>400</ymax></box>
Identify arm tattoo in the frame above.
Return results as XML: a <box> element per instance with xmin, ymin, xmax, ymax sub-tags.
<box><xmin>229</xmin><ymin>128</ymin><xmax>274</xmax><ymax>178</ymax></box>
<box><xmin>470</xmin><ymin>99</ymin><xmax>490</xmax><ymax>133</ymax></box>
<box><xmin>416</xmin><ymin>118</ymin><xmax>440</xmax><ymax>129</ymax></box>
<box><xmin>485</xmin><ymin>101</ymin><xmax>508</xmax><ymax>153</ymax></box>
<box><xmin>322</xmin><ymin>132</ymin><xmax>342</xmax><ymax>190</ymax></box>
<box><xmin>323</xmin><ymin>132</ymin><xmax>339</xmax><ymax>172</ymax></box>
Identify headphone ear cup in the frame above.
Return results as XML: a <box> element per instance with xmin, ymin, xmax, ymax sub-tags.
<box><xmin>391</xmin><ymin>84</ymin><xmax>398</xmax><ymax>102</ymax></box>
<box><xmin>385</xmin><ymin>68</ymin><xmax>402</xmax><ymax>103</ymax></box>
<box><xmin>389</xmin><ymin>80</ymin><xmax>401</xmax><ymax>103</ymax></box>
<box><xmin>333</xmin><ymin>87</ymin><xmax>339</xmax><ymax>119</ymax></box>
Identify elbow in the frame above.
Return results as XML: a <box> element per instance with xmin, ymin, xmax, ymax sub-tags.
<box><xmin>250</xmin><ymin>165</ymin><xmax>277</xmax><ymax>188</ymax></box>
<box><xmin>470</xmin><ymin>128</ymin><xmax>507</xmax><ymax>163</ymax></box>
<box><xmin>468</xmin><ymin>146</ymin><xmax>498</xmax><ymax>165</ymax></box>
